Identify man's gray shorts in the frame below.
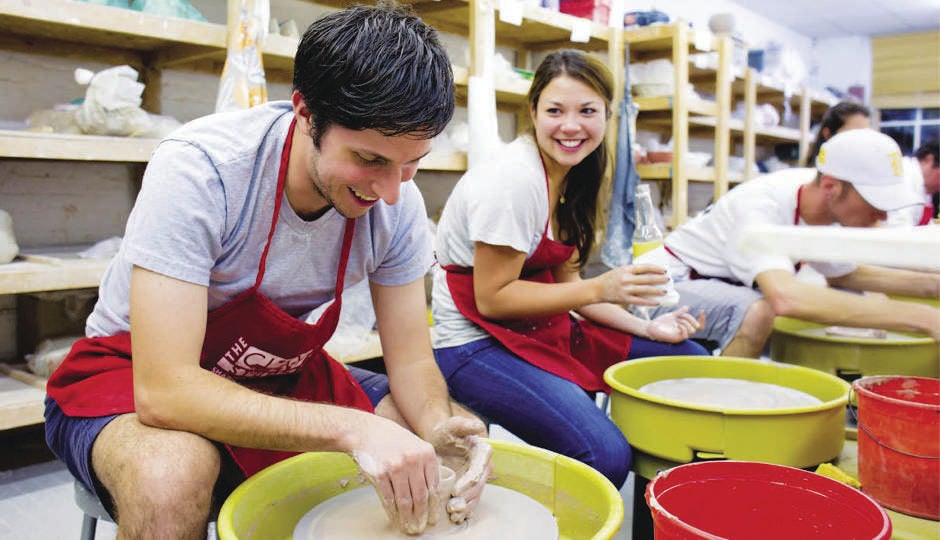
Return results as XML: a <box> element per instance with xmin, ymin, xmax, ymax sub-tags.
<box><xmin>646</xmin><ymin>277</ymin><xmax>764</xmax><ymax>350</ymax></box>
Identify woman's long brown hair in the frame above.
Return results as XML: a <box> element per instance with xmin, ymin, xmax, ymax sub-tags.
<box><xmin>527</xmin><ymin>50</ymin><xmax>613</xmax><ymax>268</ymax></box>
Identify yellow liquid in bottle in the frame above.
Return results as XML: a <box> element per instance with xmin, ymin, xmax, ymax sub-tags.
<box><xmin>632</xmin><ymin>240</ymin><xmax>664</xmax><ymax>258</ymax></box>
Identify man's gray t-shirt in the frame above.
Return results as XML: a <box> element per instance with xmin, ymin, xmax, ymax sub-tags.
<box><xmin>87</xmin><ymin>101</ymin><xmax>433</xmax><ymax>337</ymax></box>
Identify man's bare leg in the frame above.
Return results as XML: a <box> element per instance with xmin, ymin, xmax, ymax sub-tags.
<box><xmin>721</xmin><ymin>298</ymin><xmax>776</xmax><ymax>358</ymax></box>
<box><xmin>92</xmin><ymin>413</ymin><xmax>221</xmax><ymax>540</ymax></box>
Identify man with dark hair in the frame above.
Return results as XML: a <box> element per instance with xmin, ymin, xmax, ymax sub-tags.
<box><xmin>43</xmin><ymin>3</ymin><xmax>491</xmax><ymax>537</ymax></box>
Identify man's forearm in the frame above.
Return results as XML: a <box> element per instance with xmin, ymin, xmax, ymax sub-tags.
<box><xmin>829</xmin><ymin>265</ymin><xmax>940</xmax><ymax>298</ymax></box>
<box><xmin>387</xmin><ymin>359</ymin><xmax>453</xmax><ymax>439</ymax></box>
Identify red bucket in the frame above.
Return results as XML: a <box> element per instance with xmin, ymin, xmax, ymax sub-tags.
<box><xmin>853</xmin><ymin>375</ymin><xmax>940</xmax><ymax>520</ymax></box>
<box><xmin>646</xmin><ymin>461</ymin><xmax>891</xmax><ymax>539</ymax></box>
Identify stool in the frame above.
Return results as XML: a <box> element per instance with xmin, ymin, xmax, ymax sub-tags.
<box><xmin>73</xmin><ymin>480</ymin><xmax>112</xmax><ymax>540</ymax></box>
<box><xmin>73</xmin><ymin>479</ymin><xmax>219</xmax><ymax>540</ymax></box>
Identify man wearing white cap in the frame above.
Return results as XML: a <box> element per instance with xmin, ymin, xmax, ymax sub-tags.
<box><xmin>637</xmin><ymin>129</ymin><xmax>940</xmax><ymax>357</ymax></box>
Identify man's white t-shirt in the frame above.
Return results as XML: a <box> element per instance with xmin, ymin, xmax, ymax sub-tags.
<box><xmin>639</xmin><ymin>168</ymin><xmax>855</xmax><ymax>287</ymax></box>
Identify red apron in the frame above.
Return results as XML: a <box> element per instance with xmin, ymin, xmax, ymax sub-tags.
<box><xmin>47</xmin><ymin>118</ymin><xmax>373</xmax><ymax>477</ymax></box>
<box><xmin>442</xmin><ymin>162</ymin><xmax>631</xmax><ymax>393</ymax></box>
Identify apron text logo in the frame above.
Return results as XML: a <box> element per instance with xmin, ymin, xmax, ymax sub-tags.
<box><xmin>213</xmin><ymin>337</ymin><xmax>314</xmax><ymax>379</ymax></box>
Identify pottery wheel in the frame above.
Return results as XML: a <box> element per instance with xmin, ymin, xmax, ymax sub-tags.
<box><xmin>638</xmin><ymin>377</ymin><xmax>822</xmax><ymax>409</ymax></box>
<box><xmin>799</xmin><ymin>327</ymin><xmax>915</xmax><ymax>341</ymax></box>
<box><xmin>293</xmin><ymin>484</ymin><xmax>559</xmax><ymax>539</ymax></box>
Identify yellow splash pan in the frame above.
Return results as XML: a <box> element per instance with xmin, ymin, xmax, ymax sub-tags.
<box><xmin>218</xmin><ymin>438</ymin><xmax>622</xmax><ymax>540</ymax></box>
<box><xmin>605</xmin><ymin>356</ymin><xmax>850</xmax><ymax>474</ymax></box>
<box><xmin>771</xmin><ymin>316</ymin><xmax>938</xmax><ymax>378</ymax></box>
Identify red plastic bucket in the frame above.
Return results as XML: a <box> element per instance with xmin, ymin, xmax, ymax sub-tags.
<box><xmin>646</xmin><ymin>461</ymin><xmax>891</xmax><ymax>539</ymax></box>
<box><xmin>853</xmin><ymin>375</ymin><xmax>940</xmax><ymax>520</ymax></box>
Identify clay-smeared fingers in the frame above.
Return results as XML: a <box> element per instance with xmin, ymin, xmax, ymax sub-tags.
<box><xmin>449</xmin><ymin>457</ymin><xmax>492</xmax><ymax>523</ymax></box>
<box><xmin>373</xmin><ymin>478</ymin><xmax>400</xmax><ymax>529</ymax></box>
<box><xmin>446</xmin><ymin>496</ymin><xmax>469</xmax><ymax>524</ymax></box>
<box><xmin>452</xmin><ymin>438</ymin><xmax>492</xmax><ymax>494</ymax></box>
<box><xmin>426</xmin><ymin>459</ymin><xmax>441</xmax><ymax>526</ymax></box>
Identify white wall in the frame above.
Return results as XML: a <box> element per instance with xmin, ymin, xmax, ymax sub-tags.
<box><xmin>630</xmin><ymin>0</ymin><xmax>813</xmax><ymax>62</ymax></box>
<box><xmin>632</xmin><ymin>1</ymin><xmax>873</xmax><ymax>102</ymax></box>
<box><xmin>810</xmin><ymin>36</ymin><xmax>872</xmax><ymax>103</ymax></box>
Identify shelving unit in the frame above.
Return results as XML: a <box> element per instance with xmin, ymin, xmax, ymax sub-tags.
<box><xmin>0</xmin><ymin>363</ymin><xmax>46</xmax><ymax>431</ymax></box>
<box><xmin>625</xmin><ymin>23</ymin><xmax>733</xmax><ymax>227</ymax></box>
<box><xmin>0</xmin><ymin>251</ymin><xmax>110</xmax><ymax>296</ymax></box>
<box><xmin>735</xmin><ymin>68</ymin><xmax>837</xmax><ymax>180</ymax></box>
<box><xmin>0</xmin><ymin>0</ymin><xmax>464</xmax><ymax>169</ymax></box>
<box><xmin>0</xmin><ymin>0</ymin><xmax>622</xmax><ymax>428</ymax></box>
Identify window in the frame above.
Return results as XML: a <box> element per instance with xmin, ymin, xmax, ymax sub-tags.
<box><xmin>878</xmin><ymin>107</ymin><xmax>940</xmax><ymax>155</ymax></box>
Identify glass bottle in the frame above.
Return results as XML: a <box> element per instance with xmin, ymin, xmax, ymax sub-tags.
<box><xmin>632</xmin><ymin>184</ymin><xmax>664</xmax><ymax>259</ymax></box>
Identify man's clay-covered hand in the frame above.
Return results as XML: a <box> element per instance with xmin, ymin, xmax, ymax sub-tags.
<box><xmin>429</xmin><ymin>416</ymin><xmax>493</xmax><ymax>524</ymax></box>
<box><xmin>352</xmin><ymin>420</ymin><xmax>441</xmax><ymax>535</ymax></box>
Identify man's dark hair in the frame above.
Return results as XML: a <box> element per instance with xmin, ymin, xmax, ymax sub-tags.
<box><xmin>914</xmin><ymin>139</ymin><xmax>939</xmax><ymax>167</ymax></box>
<box><xmin>293</xmin><ymin>2</ymin><xmax>454</xmax><ymax>146</ymax></box>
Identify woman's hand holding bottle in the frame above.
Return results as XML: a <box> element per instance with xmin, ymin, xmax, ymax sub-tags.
<box><xmin>595</xmin><ymin>263</ymin><xmax>670</xmax><ymax>306</ymax></box>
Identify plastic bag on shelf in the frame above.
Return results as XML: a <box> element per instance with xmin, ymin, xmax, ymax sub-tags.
<box><xmin>0</xmin><ymin>209</ymin><xmax>19</xmax><ymax>264</ymax></box>
<box><xmin>26</xmin><ymin>336</ymin><xmax>83</xmax><ymax>378</ymax></box>
<box><xmin>26</xmin><ymin>105</ymin><xmax>82</xmax><ymax>134</ymax></box>
<box><xmin>74</xmin><ymin>65</ymin><xmax>154</xmax><ymax>136</ymax></box>
<box><xmin>129</xmin><ymin>0</ymin><xmax>208</xmax><ymax>22</ymax></box>
<box><xmin>75</xmin><ymin>0</ymin><xmax>132</xmax><ymax>6</ymax></box>
<box><xmin>467</xmin><ymin>76</ymin><xmax>502</xmax><ymax>170</ymax></box>
<box><xmin>78</xmin><ymin>236</ymin><xmax>122</xmax><ymax>259</ymax></box>
<box><xmin>215</xmin><ymin>0</ymin><xmax>269</xmax><ymax>113</ymax></box>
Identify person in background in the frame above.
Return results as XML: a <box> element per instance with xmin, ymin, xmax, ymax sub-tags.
<box><xmin>916</xmin><ymin>140</ymin><xmax>940</xmax><ymax>220</ymax></box>
<box><xmin>803</xmin><ymin>101</ymin><xmax>936</xmax><ymax>225</ymax></box>
<box><xmin>43</xmin><ymin>4</ymin><xmax>491</xmax><ymax>538</ymax></box>
<box><xmin>889</xmin><ymin>139</ymin><xmax>939</xmax><ymax>226</ymax></box>
<box><xmin>802</xmin><ymin>100</ymin><xmax>871</xmax><ymax>167</ymax></box>
<box><xmin>638</xmin><ymin>129</ymin><xmax>940</xmax><ymax>358</ymax></box>
<box><xmin>431</xmin><ymin>50</ymin><xmax>706</xmax><ymax>489</ymax></box>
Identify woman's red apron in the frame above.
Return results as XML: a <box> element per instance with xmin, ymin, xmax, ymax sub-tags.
<box><xmin>442</xmin><ymin>161</ymin><xmax>630</xmax><ymax>393</ymax></box>
<box><xmin>47</xmin><ymin>118</ymin><xmax>373</xmax><ymax>477</ymax></box>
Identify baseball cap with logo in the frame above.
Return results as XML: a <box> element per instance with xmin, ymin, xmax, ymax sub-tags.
<box><xmin>815</xmin><ymin>129</ymin><xmax>921</xmax><ymax>211</ymax></box>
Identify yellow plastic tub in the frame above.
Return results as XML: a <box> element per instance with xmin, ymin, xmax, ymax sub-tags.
<box><xmin>771</xmin><ymin>317</ymin><xmax>938</xmax><ymax>378</ymax></box>
<box><xmin>604</xmin><ymin>356</ymin><xmax>850</xmax><ymax>477</ymax></box>
<box><xmin>218</xmin><ymin>439</ymin><xmax>623</xmax><ymax>540</ymax></box>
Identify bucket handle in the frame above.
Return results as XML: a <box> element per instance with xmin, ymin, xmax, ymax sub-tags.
<box><xmin>848</xmin><ymin>389</ymin><xmax>940</xmax><ymax>461</ymax></box>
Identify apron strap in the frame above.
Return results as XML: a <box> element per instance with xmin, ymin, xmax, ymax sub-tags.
<box><xmin>254</xmin><ymin>117</ymin><xmax>296</xmax><ymax>289</ymax></box>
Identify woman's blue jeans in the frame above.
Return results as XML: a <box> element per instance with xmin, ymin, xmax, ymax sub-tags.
<box><xmin>434</xmin><ymin>336</ymin><xmax>707</xmax><ymax>489</ymax></box>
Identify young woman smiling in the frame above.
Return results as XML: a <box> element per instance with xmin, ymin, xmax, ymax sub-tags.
<box><xmin>430</xmin><ymin>49</ymin><xmax>707</xmax><ymax>488</ymax></box>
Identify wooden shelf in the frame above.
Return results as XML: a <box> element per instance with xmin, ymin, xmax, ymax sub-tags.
<box><xmin>0</xmin><ymin>130</ymin><xmax>159</xmax><ymax>162</ymax></box>
<box><xmin>324</xmin><ymin>331</ymin><xmax>383</xmax><ymax>364</ymax></box>
<box><xmin>634</xmin><ymin>95</ymin><xmax>719</xmax><ymax>116</ymax></box>
<box><xmin>0</xmin><ymin>129</ymin><xmax>463</xmax><ymax>171</ymax></box>
<box><xmin>309</xmin><ymin>0</ymin><xmax>610</xmax><ymax>50</ymax></box>
<box><xmin>421</xmin><ymin>151</ymin><xmax>467</xmax><ymax>171</ymax></box>
<box><xmin>753</xmin><ymin>124</ymin><xmax>802</xmax><ymax>143</ymax></box>
<box><xmin>0</xmin><ymin>364</ymin><xmax>46</xmax><ymax>431</ymax></box>
<box><xmin>689</xmin><ymin>117</ymin><xmax>801</xmax><ymax>143</ymax></box>
<box><xmin>0</xmin><ymin>0</ymin><xmax>227</xmax><ymax>68</ymax></box>
<box><xmin>636</xmin><ymin>163</ymin><xmax>672</xmax><ymax>179</ymax></box>
<box><xmin>0</xmin><ymin>249</ymin><xmax>111</xmax><ymax>295</ymax></box>
<box><xmin>637</xmin><ymin>163</ymin><xmax>742</xmax><ymax>184</ymax></box>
